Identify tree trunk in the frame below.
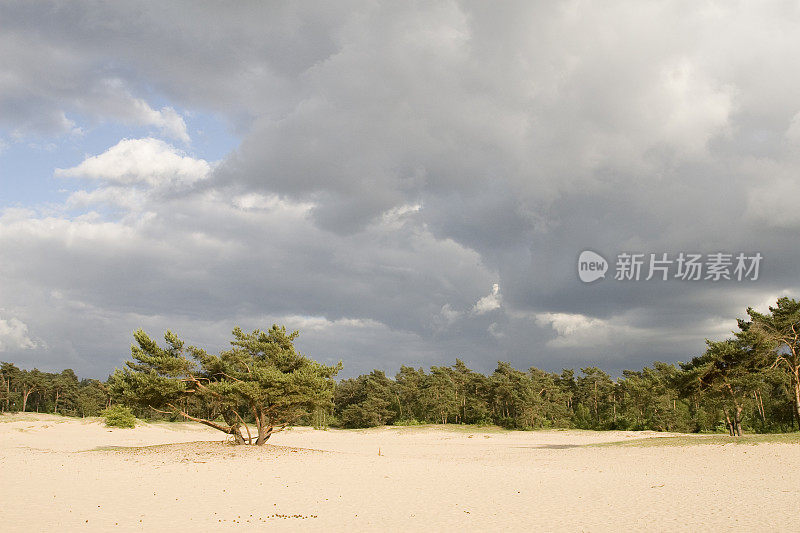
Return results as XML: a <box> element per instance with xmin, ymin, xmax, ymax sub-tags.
<box><xmin>612</xmin><ymin>395</ymin><xmax>617</xmax><ymax>424</ymax></box>
<box><xmin>22</xmin><ymin>389</ymin><xmax>32</xmax><ymax>412</ymax></box>
<box><xmin>723</xmin><ymin>383</ymin><xmax>743</xmax><ymax>436</ymax></box>
<box><xmin>231</xmin><ymin>429</ymin><xmax>245</xmax><ymax>445</ymax></box>
<box><xmin>397</xmin><ymin>394</ymin><xmax>403</xmax><ymax>420</ymax></box>
<box><xmin>220</xmin><ymin>412</ymin><xmax>246</xmax><ymax>445</ymax></box>
<box><xmin>794</xmin><ymin>399</ymin><xmax>800</xmax><ymax>431</ymax></box>
<box><xmin>793</xmin><ymin>370</ymin><xmax>800</xmax><ymax>431</ymax></box>
<box><xmin>754</xmin><ymin>391</ymin><xmax>766</xmax><ymax>425</ymax></box>
<box><xmin>723</xmin><ymin>410</ymin><xmax>734</xmax><ymax>436</ymax></box>
<box><xmin>256</xmin><ymin>423</ymin><xmax>272</xmax><ymax>445</ymax></box>
<box><xmin>734</xmin><ymin>405</ymin><xmax>743</xmax><ymax>437</ymax></box>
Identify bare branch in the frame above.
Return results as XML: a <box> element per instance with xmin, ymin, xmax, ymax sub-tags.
<box><xmin>165</xmin><ymin>403</ymin><xmax>235</xmax><ymax>435</ymax></box>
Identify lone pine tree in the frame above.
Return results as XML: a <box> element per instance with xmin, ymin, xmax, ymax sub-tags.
<box><xmin>110</xmin><ymin>325</ymin><xmax>341</xmax><ymax>445</ymax></box>
<box><xmin>739</xmin><ymin>297</ymin><xmax>800</xmax><ymax>430</ymax></box>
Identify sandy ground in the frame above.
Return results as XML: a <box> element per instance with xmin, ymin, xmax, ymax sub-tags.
<box><xmin>1</xmin><ymin>413</ymin><xmax>798</xmax><ymax>532</ymax></box>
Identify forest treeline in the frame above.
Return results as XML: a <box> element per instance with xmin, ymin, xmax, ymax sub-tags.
<box><xmin>0</xmin><ymin>364</ymin><xmax>110</xmax><ymax>417</ymax></box>
<box><xmin>2</xmin><ymin>297</ymin><xmax>800</xmax><ymax>436</ymax></box>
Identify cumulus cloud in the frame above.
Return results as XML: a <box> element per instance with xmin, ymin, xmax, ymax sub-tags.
<box><xmin>107</xmin><ymin>89</ymin><xmax>189</xmax><ymax>143</ymax></box>
<box><xmin>55</xmin><ymin>138</ymin><xmax>210</xmax><ymax>187</ymax></box>
<box><xmin>0</xmin><ymin>32</ymin><xmax>189</xmax><ymax>141</ymax></box>
<box><xmin>127</xmin><ymin>101</ymin><xmax>189</xmax><ymax>144</ymax></box>
<box><xmin>3</xmin><ymin>1</ymin><xmax>800</xmax><ymax>377</ymax></box>
<box><xmin>472</xmin><ymin>284</ymin><xmax>501</xmax><ymax>315</ymax></box>
<box><xmin>432</xmin><ymin>283</ymin><xmax>502</xmax><ymax>331</ymax></box>
<box><xmin>0</xmin><ymin>316</ymin><xmax>38</xmax><ymax>351</ymax></box>
<box><xmin>534</xmin><ymin>312</ymin><xmax>638</xmax><ymax>349</ymax></box>
<box><xmin>0</xmin><ymin>154</ymin><xmax>496</xmax><ymax>375</ymax></box>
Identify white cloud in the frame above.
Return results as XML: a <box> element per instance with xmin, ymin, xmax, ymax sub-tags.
<box><xmin>0</xmin><ymin>157</ymin><xmax>497</xmax><ymax>375</ymax></box>
<box><xmin>65</xmin><ymin>186</ymin><xmax>147</xmax><ymax>211</ymax></box>
<box><xmin>6</xmin><ymin>2</ymin><xmax>800</xmax><ymax>376</ymax></box>
<box><xmin>432</xmin><ymin>283</ymin><xmax>502</xmax><ymax>331</ymax></box>
<box><xmin>0</xmin><ymin>316</ymin><xmax>38</xmax><ymax>351</ymax></box>
<box><xmin>81</xmin><ymin>79</ymin><xmax>190</xmax><ymax>143</ymax></box>
<box><xmin>435</xmin><ymin>284</ymin><xmax>502</xmax><ymax>330</ymax></box>
<box><xmin>55</xmin><ymin>138</ymin><xmax>211</xmax><ymax>187</ymax></box>
<box><xmin>649</xmin><ymin>59</ymin><xmax>734</xmax><ymax>157</ymax></box>
<box><xmin>750</xmin><ymin>290</ymin><xmax>794</xmax><ymax>314</ymax></box>
<box><xmin>276</xmin><ymin>315</ymin><xmax>385</xmax><ymax>332</ymax></box>
<box><xmin>232</xmin><ymin>193</ymin><xmax>314</xmax><ymax>215</ymax></box>
<box><xmin>534</xmin><ymin>312</ymin><xmax>637</xmax><ymax>349</ymax></box>
<box><xmin>129</xmin><ymin>101</ymin><xmax>189</xmax><ymax>144</ymax></box>
<box><xmin>530</xmin><ymin>310</ymin><xmax>738</xmax><ymax>354</ymax></box>
<box><xmin>472</xmin><ymin>283</ymin><xmax>501</xmax><ymax>315</ymax></box>
<box><xmin>380</xmin><ymin>203</ymin><xmax>422</xmax><ymax>228</ymax></box>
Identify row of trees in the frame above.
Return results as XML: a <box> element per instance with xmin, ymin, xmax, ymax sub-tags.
<box><xmin>333</xmin><ymin>358</ymin><xmax>796</xmax><ymax>434</ymax></box>
<box><xmin>0</xmin><ymin>363</ymin><xmax>110</xmax><ymax>417</ymax></box>
<box><xmin>3</xmin><ymin>297</ymin><xmax>800</xmax><ymax>440</ymax></box>
<box><xmin>336</xmin><ymin>298</ymin><xmax>800</xmax><ymax>435</ymax></box>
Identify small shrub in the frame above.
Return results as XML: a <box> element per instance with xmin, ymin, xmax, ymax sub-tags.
<box><xmin>102</xmin><ymin>405</ymin><xmax>137</xmax><ymax>428</ymax></box>
<box><xmin>714</xmin><ymin>422</ymin><xmax>729</xmax><ymax>433</ymax></box>
<box><xmin>394</xmin><ymin>418</ymin><xmax>424</xmax><ymax>426</ymax></box>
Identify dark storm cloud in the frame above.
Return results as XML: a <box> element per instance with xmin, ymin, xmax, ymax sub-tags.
<box><xmin>2</xmin><ymin>1</ymin><xmax>800</xmax><ymax>378</ymax></box>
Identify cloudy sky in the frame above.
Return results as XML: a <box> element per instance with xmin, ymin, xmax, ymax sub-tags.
<box><xmin>1</xmin><ymin>1</ymin><xmax>799</xmax><ymax>379</ymax></box>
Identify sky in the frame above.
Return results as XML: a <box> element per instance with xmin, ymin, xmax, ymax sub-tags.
<box><xmin>1</xmin><ymin>1</ymin><xmax>800</xmax><ymax>379</ymax></box>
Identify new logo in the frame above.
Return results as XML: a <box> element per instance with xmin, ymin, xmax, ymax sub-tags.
<box><xmin>578</xmin><ymin>250</ymin><xmax>608</xmax><ymax>283</ymax></box>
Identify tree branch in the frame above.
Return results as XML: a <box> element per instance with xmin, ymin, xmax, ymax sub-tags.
<box><xmin>163</xmin><ymin>403</ymin><xmax>236</xmax><ymax>435</ymax></box>
<box><xmin>232</xmin><ymin>410</ymin><xmax>253</xmax><ymax>444</ymax></box>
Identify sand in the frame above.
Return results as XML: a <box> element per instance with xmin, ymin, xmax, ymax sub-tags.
<box><xmin>1</xmin><ymin>413</ymin><xmax>798</xmax><ymax>531</ymax></box>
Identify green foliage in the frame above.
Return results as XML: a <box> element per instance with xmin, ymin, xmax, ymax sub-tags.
<box><xmin>0</xmin><ymin>362</ymin><xmax>108</xmax><ymax>416</ymax></box>
<box><xmin>327</xmin><ymin>304</ymin><xmax>800</xmax><ymax>435</ymax></box>
<box><xmin>394</xmin><ymin>418</ymin><xmax>424</xmax><ymax>426</ymax></box>
<box><xmin>76</xmin><ymin>380</ymin><xmax>110</xmax><ymax>417</ymax></box>
<box><xmin>618</xmin><ymin>362</ymin><xmax>693</xmax><ymax>432</ymax></box>
<box><xmin>102</xmin><ymin>405</ymin><xmax>136</xmax><ymax>428</ymax></box>
<box><xmin>2</xmin><ymin>296</ymin><xmax>800</xmax><ymax>437</ymax></box>
<box><xmin>335</xmin><ymin>370</ymin><xmax>398</xmax><ymax>428</ymax></box>
<box><xmin>739</xmin><ymin>297</ymin><xmax>800</xmax><ymax>429</ymax></box>
<box><xmin>309</xmin><ymin>407</ymin><xmax>331</xmax><ymax>429</ymax></box>
<box><xmin>110</xmin><ymin>325</ymin><xmax>341</xmax><ymax>444</ymax></box>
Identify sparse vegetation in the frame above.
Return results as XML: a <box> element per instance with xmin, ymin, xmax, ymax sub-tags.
<box><xmin>594</xmin><ymin>433</ymin><xmax>800</xmax><ymax>447</ymax></box>
<box><xmin>102</xmin><ymin>405</ymin><xmax>136</xmax><ymax>428</ymax></box>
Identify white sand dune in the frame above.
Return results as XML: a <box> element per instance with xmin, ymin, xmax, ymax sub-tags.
<box><xmin>1</xmin><ymin>413</ymin><xmax>797</xmax><ymax>531</ymax></box>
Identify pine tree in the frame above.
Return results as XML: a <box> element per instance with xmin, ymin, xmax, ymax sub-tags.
<box><xmin>110</xmin><ymin>325</ymin><xmax>341</xmax><ymax>445</ymax></box>
<box><xmin>739</xmin><ymin>297</ymin><xmax>800</xmax><ymax>430</ymax></box>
